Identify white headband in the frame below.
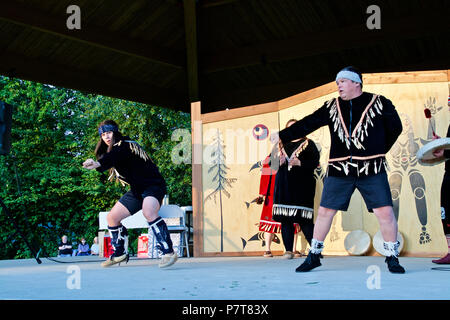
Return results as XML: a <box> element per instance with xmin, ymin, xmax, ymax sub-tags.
<box><xmin>335</xmin><ymin>70</ymin><xmax>362</xmax><ymax>83</ymax></box>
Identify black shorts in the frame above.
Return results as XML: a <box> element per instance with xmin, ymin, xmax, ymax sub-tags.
<box><xmin>118</xmin><ymin>186</ymin><xmax>166</xmax><ymax>215</ymax></box>
<box><xmin>320</xmin><ymin>172</ymin><xmax>393</xmax><ymax>213</ymax></box>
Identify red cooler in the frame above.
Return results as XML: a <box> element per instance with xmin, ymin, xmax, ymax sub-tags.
<box><xmin>137</xmin><ymin>234</ymin><xmax>149</xmax><ymax>258</ymax></box>
<box><xmin>103</xmin><ymin>235</ymin><xmax>114</xmax><ymax>258</ymax></box>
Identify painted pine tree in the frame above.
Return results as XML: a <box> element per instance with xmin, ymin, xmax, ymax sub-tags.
<box><xmin>205</xmin><ymin>129</ymin><xmax>237</xmax><ymax>252</ymax></box>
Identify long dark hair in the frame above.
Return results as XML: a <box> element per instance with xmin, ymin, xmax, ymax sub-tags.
<box><xmin>94</xmin><ymin>120</ymin><xmax>124</xmax><ymax>160</ymax></box>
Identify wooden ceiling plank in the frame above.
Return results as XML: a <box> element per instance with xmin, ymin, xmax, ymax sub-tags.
<box><xmin>200</xmin><ymin>0</ymin><xmax>240</xmax><ymax>9</ymax></box>
<box><xmin>202</xmin><ymin>10</ymin><xmax>448</xmax><ymax>74</ymax></box>
<box><xmin>0</xmin><ymin>1</ymin><xmax>185</xmax><ymax>69</ymax></box>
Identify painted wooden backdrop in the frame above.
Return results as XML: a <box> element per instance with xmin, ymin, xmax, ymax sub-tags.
<box><xmin>193</xmin><ymin>70</ymin><xmax>450</xmax><ymax>257</ymax></box>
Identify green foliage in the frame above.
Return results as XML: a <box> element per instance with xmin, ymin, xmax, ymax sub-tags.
<box><xmin>0</xmin><ymin>76</ymin><xmax>191</xmax><ymax>259</ymax></box>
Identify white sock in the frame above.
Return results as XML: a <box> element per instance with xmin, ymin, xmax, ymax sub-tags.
<box><xmin>383</xmin><ymin>241</ymin><xmax>400</xmax><ymax>257</ymax></box>
<box><xmin>310</xmin><ymin>239</ymin><xmax>324</xmax><ymax>254</ymax></box>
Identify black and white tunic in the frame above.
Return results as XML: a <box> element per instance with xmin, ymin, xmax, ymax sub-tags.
<box><xmin>96</xmin><ymin>137</ymin><xmax>166</xmax><ymax>195</ymax></box>
<box><xmin>279</xmin><ymin>92</ymin><xmax>403</xmax><ymax>177</ymax></box>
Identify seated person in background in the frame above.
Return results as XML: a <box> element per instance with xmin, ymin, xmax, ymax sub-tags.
<box><xmin>90</xmin><ymin>237</ymin><xmax>100</xmax><ymax>255</ymax></box>
<box><xmin>58</xmin><ymin>235</ymin><xmax>72</xmax><ymax>257</ymax></box>
<box><xmin>77</xmin><ymin>238</ymin><xmax>90</xmax><ymax>256</ymax></box>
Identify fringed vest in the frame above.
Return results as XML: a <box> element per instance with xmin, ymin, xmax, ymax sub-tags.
<box><xmin>279</xmin><ymin>92</ymin><xmax>403</xmax><ymax>178</ymax></box>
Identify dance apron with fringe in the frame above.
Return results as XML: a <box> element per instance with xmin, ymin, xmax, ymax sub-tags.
<box><xmin>258</xmin><ymin>155</ymin><xmax>301</xmax><ymax>234</ymax></box>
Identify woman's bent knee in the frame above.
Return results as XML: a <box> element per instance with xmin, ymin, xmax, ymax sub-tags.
<box><xmin>107</xmin><ymin>202</ymin><xmax>130</xmax><ymax>226</ymax></box>
<box><xmin>142</xmin><ymin>196</ymin><xmax>160</xmax><ymax>222</ymax></box>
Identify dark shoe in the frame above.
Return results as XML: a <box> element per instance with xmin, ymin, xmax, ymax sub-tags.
<box><xmin>385</xmin><ymin>255</ymin><xmax>405</xmax><ymax>273</ymax></box>
<box><xmin>295</xmin><ymin>252</ymin><xmax>322</xmax><ymax>272</ymax></box>
<box><xmin>432</xmin><ymin>253</ymin><xmax>450</xmax><ymax>264</ymax></box>
<box><xmin>263</xmin><ymin>251</ymin><xmax>273</xmax><ymax>258</ymax></box>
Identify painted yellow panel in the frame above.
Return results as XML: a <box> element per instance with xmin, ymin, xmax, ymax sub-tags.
<box><xmin>365</xmin><ymin>82</ymin><xmax>449</xmax><ymax>256</ymax></box>
<box><xmin>202</xmin><ymin>112</ymin><xmax>281</xmax><ymax>253</ymax></box>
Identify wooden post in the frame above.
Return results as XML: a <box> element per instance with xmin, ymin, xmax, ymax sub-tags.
<box><xmin>183</xmin><ymin>0</ymin><xmax>199</xmax><ymax>101</ymax></box>
<box><xmin>191</xmin><ymin>101</ymin><xmax>203</xmax><ymax>257</ymax></box>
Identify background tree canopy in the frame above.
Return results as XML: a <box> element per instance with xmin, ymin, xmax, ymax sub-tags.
<box><xmin>0</xmin><ymin>76</ymin><xmax>191</xmax><ymax>259</ymax></box>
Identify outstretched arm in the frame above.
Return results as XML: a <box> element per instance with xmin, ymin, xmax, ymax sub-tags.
<box><xmin>270</xmin><ymin>103</ymin><xmax>329</xmax><ymax>155</ymax></box>
<box><xmin>278</xmin><ymin>104</ymin><xmax>329</xmax><ymax>144</ymax></box>
<box><xmin>432</xmin><ymin>125</ymin><xmax>450</xmax><ymax>158</ymax></box>
<box><xmin>82</xmin><ymin>158</ymin><xmax>101</xmax><ymax>170</ymax></box>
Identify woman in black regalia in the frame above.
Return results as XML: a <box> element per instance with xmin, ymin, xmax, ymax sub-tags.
<box><xmin>272</xmin><ymin>119</ymin><xmax>320</xmax><ymax>258</ymax></box>
<box><xmin>83</xmin><ymin>120</ymin><xmax>177</xmax><ymax>268</ymax></box>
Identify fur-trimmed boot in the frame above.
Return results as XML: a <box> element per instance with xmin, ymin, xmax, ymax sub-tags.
<box><xmin>295</xmin><ymin>239</ymin><xmax>323</xmax><ymax>272</ymax></box>
<box><xmin>101</xmin><ymin>225</ymin><xmax>129</xmax><ymax>267</ymax></box>
<box><xmin>384</xmin><ymin>241</ymin><xmax>405</xmax><ymax>273</ymax></box>
<box><xmin>148</xmin><ymin>217</ymin><xmax>178</xmax><ymax>268</ymax></box>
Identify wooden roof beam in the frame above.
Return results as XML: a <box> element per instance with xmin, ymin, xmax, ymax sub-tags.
<box><xmin>183</xmin><ymin>0</ymin><xmax>200</xmax><ymax>101</ymax></box>
<box><xmin>0</xmin><ymin>1</ymin><xmax>185</xmax><ymax>69</ymax></box>
<box><xmin>199</xmin><ymin>0</ymin><xmax>240</xmax><ymax>8</ymax></box>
